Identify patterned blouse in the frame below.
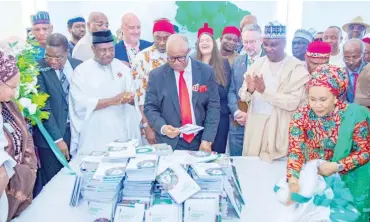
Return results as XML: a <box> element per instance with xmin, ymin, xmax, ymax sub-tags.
<box><xmin>131</xmin><ymin>45</ymin><xmax>167</xmax><ymax>106</ymax></box>
<box><xmin>2</xmin><ymin>105</ymin><xmax>23</xmax><ymax>162</ymax></box>
<box><xmin>287</xmin><ymin>101</ymin><xmax>370</xmax><ymax>179</ymax></box>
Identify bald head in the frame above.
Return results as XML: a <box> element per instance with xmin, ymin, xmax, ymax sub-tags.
<box><xmin>121</xmin><ymin>12</ymin><xmax>141</xmax><ymax>44</ymax></box>
<box><xmin>343</xmin><ymin>38</ymin><xmax>364</xmax><ymax>72</ymax></box>
<box><xmin>166</xmin><ymin>34</ymin><xmax>189</xmax><ymax>52</ymax></box>
<box><xmin>240</xmin><ymin>15</ymin><xmax>258</xmax><ymax>30</ymax></box>
<box><xmin>87</xmin><ymin>12</ymin><xmax>108</xmax><ymax>33</ymax></box>
<box><xmin>166</xmin><ymin>34</ymin><xmax>190</xmax><ymax>72</ymax></box>
<box><xmin>344</xmin><ymin>39</ymin><xmax>364</xmax><ymax>53</ymax></box>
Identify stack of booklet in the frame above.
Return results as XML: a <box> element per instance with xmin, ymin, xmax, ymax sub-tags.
<box><xmin>122</xmin><ymin>154</ymin><xmax>158</xmax><ymax>198</ymax></box>
<box><xmin>83</xmin><ymin>161</ymin><xmax>128</xmax><ymax>202</ymax></box>
<box><xmin>135</xmin><ymin>143</ymin><xmax>173</xmax><ymax>156</ymax></box>
<box><xmin>104</xmin><ymin>139</ymin><xmax>138</xmax><ymax>162</ymax></box>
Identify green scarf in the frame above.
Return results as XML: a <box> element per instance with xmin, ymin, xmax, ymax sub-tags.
<box><xmin>332</xmin><ymin>103</ymin><xmax>370</xmax><ymax>222</ymax></box>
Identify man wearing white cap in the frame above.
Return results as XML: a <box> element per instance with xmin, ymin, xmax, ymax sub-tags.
<box><xmin>343</xmin><ymin>16</ymin><xmax>370</xmax><ymax>40</ymax></box>
<box><xmin>292</xmin><ymin>28</ymin><xmax>314</xmax><ymax>61</ymax></box>
<box><xmin>238</xmin><ymin>21</ymin><xmax>310</xmax><ymax>162</ymax></box>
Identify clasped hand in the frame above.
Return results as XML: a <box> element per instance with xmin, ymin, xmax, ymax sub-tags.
<box><xmin>245</xmin><ymin>72</ymin><xmax>266</xmax><ymax>94</ymax></box>
<box><xmin>114</xmin><ymin>92</ymin><xmax>135</xmax><ymax>105</ymax></box>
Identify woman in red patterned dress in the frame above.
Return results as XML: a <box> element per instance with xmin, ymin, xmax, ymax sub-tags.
<box><xmin>286</xmin><ymin>64</ymin><xmax>370</xmax><ymax>221</ymax></box>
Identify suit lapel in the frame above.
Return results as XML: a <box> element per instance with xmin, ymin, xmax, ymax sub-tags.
<box><xmin>191</xmin><ymin>59</ymin><xmax>200</xmax><ymax>111</ymax></box>
<box><xmin>166</xmin><ymin>65</ymin><xmax>181</xmax><ymax>119</ymax></box>
<box><xmin>40</xmin><ymin>61</ymin><xmax>67</xmax><ymax>104</ymax></box>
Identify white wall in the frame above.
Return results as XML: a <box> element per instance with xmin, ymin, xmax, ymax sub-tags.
<box><xmin>0</xmin><ymin>0</ymin><xmax>23</xmax><ymax>40</ymax></box>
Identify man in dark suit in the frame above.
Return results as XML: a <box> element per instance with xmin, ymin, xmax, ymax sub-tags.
<box><xmin>114</xmin><ymin>13</ymin><xmax>152</xmax><ymax>67</ymax></box>
<box><xmin>144</xmin><ymin>34</ymin><xmax>220</xmax><ymax>151</ymax></box>
<box><xmin>33</xmin><ymin>33</ymin><xmax>82</xmax><ymax>185</ymax></box>
<box><xmin>228</xmin><ymin>24</ymin><xmax>265</xmax><ymax>156</ymax></box>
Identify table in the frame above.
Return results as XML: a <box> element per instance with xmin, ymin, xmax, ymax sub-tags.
<box><xmin>12</xmin><ymin>156</ymin><xmax>287</xmax><ymax>222</ymax></box>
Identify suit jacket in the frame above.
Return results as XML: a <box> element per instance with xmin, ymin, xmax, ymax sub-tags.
<box><xmin>33</xmin><ymin>57</ymin><xmax>82</xmax><ymax>149</ymax></box>
<box><xmin>144</xmin><ymin>59</ymin><xmax>220</xmax><ymax>149</ymax></box>
<box><xmin>114</xmin><ymin>40</ymin><xmax>153</xmax><ymax>63</ymax></box>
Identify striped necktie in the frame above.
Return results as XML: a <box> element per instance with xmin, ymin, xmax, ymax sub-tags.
<box><xmin>59</xmin><ymin>69</ymin><xmax>69</xmax><ymax>104</ymax></box>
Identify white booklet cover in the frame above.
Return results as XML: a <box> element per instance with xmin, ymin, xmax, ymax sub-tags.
<box><xmin>156</xmin><ymin>164</ymin><xmax>200</xmax><ymax>204</ymax></box>
<box><xmin>114</xmin><ymin>203</ymin><xmax>145</xmax><ymax>222</ymax></box>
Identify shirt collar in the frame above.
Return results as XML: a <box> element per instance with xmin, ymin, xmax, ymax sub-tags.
<box><xmin>123</xmin><ymin>40</ymin><xmax>140</xmax><ymax>49</ymax></box>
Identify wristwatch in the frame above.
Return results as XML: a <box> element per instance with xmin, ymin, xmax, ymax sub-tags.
<box><xmin>336</xmin><ymin>162</ymin><xmax>344</xmax><ymax>172</ymax></box>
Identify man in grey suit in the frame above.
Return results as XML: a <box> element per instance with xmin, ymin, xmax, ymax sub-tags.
<box><xmin>144</xmin><ymin>34</ymin><xmax>220</xmax><ymax>151</ymax></box>
<box><xmin>33</xmin><ymin>33</ymin><xmax>82</xmax><ymax>185</ymax></box>
<box><xmin>228</xmin><ymin>24</ymin><xmax>264</xmax><ymax>156</ymax></box>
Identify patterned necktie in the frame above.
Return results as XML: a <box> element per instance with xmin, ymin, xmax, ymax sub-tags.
<box><xmin>59</xmin><ymin>69</ymin><xmax>69</xmax><ymax>104</ymax></box>
<box><xmin>353</xmin><ymin>72</ymin><xmax>359</xmax><ymax>94</ymax></box>
<box><xmin>179</xmin><ymin>71</ymin><xmax>194</xmax><ymax>143</ymax></box>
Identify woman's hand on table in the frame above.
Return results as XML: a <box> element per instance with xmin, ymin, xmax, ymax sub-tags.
<box><xmin>0</xmin><ymin>165</ymin><xmax>9</xmax><ymax>195</ymax></box>
<box><xmin>318</xmin><ymin>162</ymin><xmax>338</xmax><ymax>176</ymax></box>
<box><xmin>286</xmin><ymin>179</ymin><xmax>300</xmax><ymax>206</ymax></box>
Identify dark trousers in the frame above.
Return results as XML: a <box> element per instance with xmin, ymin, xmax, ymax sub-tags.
<box><xmin>212</xmin><ymin>114</ymin><xmax>229</xmax><ymax>153</ymax></box>
<box><xmin>38</xmin><ymin>124</ymin><xmax>71</xmax><ymax>186</ymax></box>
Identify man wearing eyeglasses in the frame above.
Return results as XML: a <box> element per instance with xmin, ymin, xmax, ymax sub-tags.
<box><xmin>343</xmin><ymin>39</ymin><xmax>366</xmax><ymax>103</ymax></box>
<box><xmin>70</xmin><ymin>30</ymin><xmax>141</xmax><ymax>155</ymax></box>
<box><xmin>72</xmin><ymin>11</ymin><xmax>109</xmax><ymax>61</ymax></box>
<box><xmin>30</xmin><ymin>11</ymin><xmax>53</xmax><ymax>61</ymax></box>
<box><xmin>131</xmin><ymin>19</ymin><xmax>175</xmax><ymax>145</ymax></box>
<box><xmin>34</xmin><ymin>33</ymin><xmax>82</xmax><ymax>185</ymax></box>
<box><xmin>144</xmin><ymin>34</ymin><xmax>220</xmax><ymax>152</ymax></box>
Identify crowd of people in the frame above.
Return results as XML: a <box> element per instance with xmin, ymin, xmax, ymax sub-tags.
<box><xmin>0</xmin><ymin>9</ymin><xmax>369</xmax><ymax>222</ymax></box>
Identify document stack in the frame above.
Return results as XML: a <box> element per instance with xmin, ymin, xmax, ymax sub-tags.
<box><xmin>122</xmin><ymin>154</ymin><xmax>158</xmax><ymax>199</ymax></box>
<box><xmin>104</xmin><ymin>139</ymin><xmax>138</xmax><ymax>162</ymax></box>
<box><xmin>135</xmin><ymin>143</ymin><xmax>173</xmax><ymax>156</ymax></box>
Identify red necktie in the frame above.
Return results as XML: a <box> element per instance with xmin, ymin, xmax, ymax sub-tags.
<box><xmin>179</xmin><ymin>71</ymin><xmax>195</xmax><ymax>143</ymax></box>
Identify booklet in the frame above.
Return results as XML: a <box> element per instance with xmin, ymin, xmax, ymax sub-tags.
<box><xmin>145</xmin><ymin>204</ymin><xmax>182</xmax><ymax>222</ymax></box>
<box><xmin>178</xmin><ymin>124</ymin><xmax>204</xmax><ymax>135</ymax></box>
<box><xmin>156</xmin><ymin>164</ymin><xmax>200</xmax><ymax>204</ymax></box>
<box><xmin>114</xmin><ymin>203</ymin><xmax>145</xmax><ymax>222</ymax></box>
<box><xmin>184</xmin><ymin>198</ymin><xmax>219</xmax><ymax>222</ymax></box>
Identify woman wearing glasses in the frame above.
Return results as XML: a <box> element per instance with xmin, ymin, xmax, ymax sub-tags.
<box><xmin>195</xmin><ymin>23</ymin><xmax>231</xmax><ymax>153</ymax></box>
<box><xmin>0</xmin><ymin>52</ymin><xmax>37</xmax><ymax>221</ymax></box>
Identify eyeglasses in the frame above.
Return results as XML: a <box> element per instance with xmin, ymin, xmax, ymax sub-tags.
<box><xmin>167</xmin><ymin>55</ymin><xmax>188</xmax><ymax>63</ymax></box>
<box><xmin>45</xmin><ymin>55</ymin><xmax>67</xmax><ymax>61</ymax></box>
<box><xmin>314</xmin><ymin>38</ymin><xmax>323</xmax><ymax>42</ymax></box>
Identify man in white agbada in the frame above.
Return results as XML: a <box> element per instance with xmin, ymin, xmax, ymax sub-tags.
<box><xmin>72</xmin><ymin>11</ymin><xmax>109</xmax><ymax>62</ymax></box>
<box><xmin>238</xmin><ymin>21</ymin><xmax>309</xmax><ymax>162</ymax></box>
<box><xmin>70</xmin><ymin>30</ymin><xmax>141</xmax><ymax>154</ymax></box>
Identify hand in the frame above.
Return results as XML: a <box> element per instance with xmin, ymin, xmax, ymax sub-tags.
<box><xmin>245</xmin><ymin>74</ymin><xmax>255</xmax><ymax>93</ymax></box>
<box><xmin>56</xmin><ymin>140</ymin><xmax>70</xmax><ymax>160</ymax></box>
<box><xmin>286</xmin><ymin>181</ymin><xmax>300</xmax><ymax>206</ymax></box>
<box><xmin>144</xmin><ymin>126</ymin><xmax>156</xmax><ymax>144</ymax></box>
<box><xmin>318</xmin><ymin>162</ymin><xmax>338</xmax><ymax>176</ymax></box>
<box><xmin>253</xmin><ymin>75</ymin><xmax>266</xmax><ymax>94</ymax></box>
<box><xmin>199</xmin><ymin>140</ymin><xmax>212</xmax><ymax>153</ymax></box>
<box><xmin>235</xmin><ymin>111</ymin><xmax>248</xmax><ymax>126</ymax></box>
<box><xmin>0</xmin><ymin>166</ymin><xmax>10</xmax><ymax>195</ymax></box>
<box><xmin>163</xmin><ymin>125</ymin><xmax>180</xmax><ymax>139</ymax></box>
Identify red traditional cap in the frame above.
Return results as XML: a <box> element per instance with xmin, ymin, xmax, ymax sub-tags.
<box><xmin>362</xmin><ymin>37</ymin><xmax>370</xmax><ymax>44</ymax></box>
<box><xmin>222</xmin><ymin>26</ymin><xmax>241</xmax><ymax>37</ymax></box>
<box><xmin>153</xmin><ymin>20</ymin><xmax>175</xmax><ymax>34</ymax></box>
<box><xmin>197</xmin><ymin>23</ymin><xmax>214</xmax><ymax>39</ymax></box>
<box><xmin>306</xmin><ymin>41</ymin><xmax>331</xmax><ymax>58</ymax></box>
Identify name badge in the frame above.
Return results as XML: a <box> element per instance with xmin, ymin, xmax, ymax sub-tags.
<box><xmin>3</xmin><ymin>123</ymin><xmax>15</xmax><ymax>134</ymax></box>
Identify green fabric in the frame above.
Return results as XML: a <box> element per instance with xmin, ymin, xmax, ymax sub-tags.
<box><xmin>332</xmin><ymin>103</ymin><xmax>370</xmax><ymax>222</ymax></box>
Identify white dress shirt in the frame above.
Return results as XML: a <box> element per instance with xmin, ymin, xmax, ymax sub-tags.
<box><xmin>55</xmin><ymin>59</ymin><xmax>73</xmax><ymax>82</ymax></box>
<box><xmin>161</xmin><ymin>61</ymin><xmax>196</xmax><ymax>136</ymax></box>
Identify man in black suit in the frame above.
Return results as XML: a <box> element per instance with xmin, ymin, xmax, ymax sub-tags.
<box><xmin>144</xmin><ymin>34</ymin><xmax>220</xmax><ymax>151</ymax></box>
<box><xmin>33</xmin><ymin>33</ymin><xmax>82</xmax><ymax>185</ymax></box>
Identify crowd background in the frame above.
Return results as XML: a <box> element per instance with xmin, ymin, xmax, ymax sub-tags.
<box><xmin>1</xmin><ymin>0</ymin><xmax>370</xmax><ymax>54</ymax></box>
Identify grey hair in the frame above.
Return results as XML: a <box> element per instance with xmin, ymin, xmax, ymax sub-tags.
<box><xmin>343</xmin><ymin>38</ymin><xmax>365</xmax><ymax>53</ymax></box>
<box><xmin>166</xmin><ymin>34</ymin><xmax>189</xmax><ymax>50</ymax></box>
<box><xmin>242</xmin><ymin>24</ymin><xmax>262</xmax><ymax>35</ymax></box>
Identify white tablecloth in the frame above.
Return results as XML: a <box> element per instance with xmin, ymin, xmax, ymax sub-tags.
<box><xmin>11</xmin><ymin>156</ymin><xmax>287</xmax><ymax>222</ymax></box>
